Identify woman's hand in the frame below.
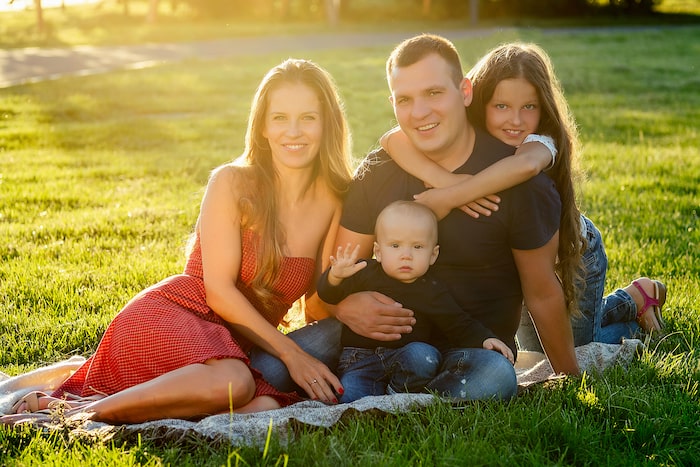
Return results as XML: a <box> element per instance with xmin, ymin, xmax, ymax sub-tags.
<box><xmin>281</xmin><ymin>348</ymin><xmax>343</xmax><ymax>403</ymax></box>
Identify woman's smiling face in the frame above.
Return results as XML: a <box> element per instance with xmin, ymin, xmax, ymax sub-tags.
<box><xmin>263</xmin><ymin>82</ymin><xmax>323</xmax><ymax>171</ymax></box>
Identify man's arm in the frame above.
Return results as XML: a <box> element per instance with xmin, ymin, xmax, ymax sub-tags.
<box><xmin>327</xmin><ymin>226</ymin><xmax>416</xmax><ymax>341</ymax></box>
<box><xmin>512</xmin><ymin>232</ymin><xmax>580</xmax><ymax>375</ymax></box>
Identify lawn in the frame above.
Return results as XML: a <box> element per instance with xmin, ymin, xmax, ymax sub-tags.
<box><xmin>1</xmin><ymin>21</ymin><xmax>699</xmax><ymax>467</ymax></box>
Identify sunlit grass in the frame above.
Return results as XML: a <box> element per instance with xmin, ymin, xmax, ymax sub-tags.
<box><xmin>0</xmin><ymin>25</ymin><xmax>699</xmax><ymax>466</ymax></box>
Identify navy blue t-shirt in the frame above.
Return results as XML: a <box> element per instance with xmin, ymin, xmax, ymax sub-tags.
<box><xmin>340</xmin><ymin>128</ymin><xmax>561</xmax><ymax>353</ymax></box>
<box><xmin>318</xmin><ymin>259</ymin><xmax>495</xmax><ymax>350</ymax></box>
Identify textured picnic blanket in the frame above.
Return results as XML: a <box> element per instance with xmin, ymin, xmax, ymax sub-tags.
<box><xmin>1</xmin><ymin>339</ymin><xmax>643</xmax><ymax>447</ymax></box>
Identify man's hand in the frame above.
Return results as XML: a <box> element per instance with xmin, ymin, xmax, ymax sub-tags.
<box><xmin>334</xmin><ymin>291</ymin><xmax>415</xmax><ymax>341</ymax></box>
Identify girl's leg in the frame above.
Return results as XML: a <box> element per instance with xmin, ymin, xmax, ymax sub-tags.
<box><xmin>599</xmin><ymin>277</ymin><xmax>665</xmax><ymax>338</ymax></box>
<box><xmin>624</xmin><ymin>278</ymin><xmax>666</xmax><ymax>331</ymax></box>
<box><xmin>70</xmin><ymin>358</ymin><xmax>256</xmax><ymax>424</ymax></box>
<box><xmin>571</xmin><ymin>216</ymin><xmax>607</xmax><ymax>345</ymax></box>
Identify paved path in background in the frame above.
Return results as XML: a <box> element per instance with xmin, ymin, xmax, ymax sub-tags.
<box><xmin>0</xmin><ymin>25</ymin><xmax>689</xmax><ymax>88</ymax></box>
<box><xmin>0</xmin><ymin>29</ymin><xmax>495</xmax><ymax>88</ymax></box>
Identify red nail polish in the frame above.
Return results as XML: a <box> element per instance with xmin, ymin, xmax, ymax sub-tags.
<box><xmin>332</xmin><ymin>398</ymin><xmax>338</xmax><ymax>404</ymax></box>
<box><xmin>338</xmin><ymin>387</ymin><xmax>344</xmax><ymax>395</ymax></box>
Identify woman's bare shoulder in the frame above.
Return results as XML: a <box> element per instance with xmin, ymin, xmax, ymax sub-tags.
<box><xmin>208</xmin><ymin>163</ymin><xmax>254</xmax><ymax>189</ymax></box>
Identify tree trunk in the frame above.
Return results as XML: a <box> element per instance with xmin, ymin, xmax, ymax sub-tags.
<box><xmin>280</xmin><ymin>0</ymin><xmax>290</xmax><ymax>19</ymax></box>
<box><xmin>147</xmin><ymin>0</ymin><xmax>159</xmax><ymax>23</ymax></box>
<box><xmin>34</xmin><ymin>0</ymin><xmax>45</xmax><ymax>34</ymax></box>
<box><xmin>325</xmin><ymin>0</ymin><xmax>340</xmax><ymax>26</ymax></box>
<box><xmin>470</xmin><ymin>0</ymin><xmax>479</xmax><ymax>25</ymax></box>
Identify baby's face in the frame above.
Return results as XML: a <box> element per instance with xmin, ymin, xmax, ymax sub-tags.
<box><xmin>485</xmin><ymin>77</ymin><xmax>541</xmax><ymax>147</ymax></box>
<box><xmin>374</xmin><ymin>215</ymin><xmax>439</xmax><ymax>283</ymax></box>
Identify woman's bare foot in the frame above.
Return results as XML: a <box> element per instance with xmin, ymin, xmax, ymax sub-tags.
<box><xmin>625</xmin><ymin>277</ymin><xmax>666</xmax><ymax>331</ymax></box>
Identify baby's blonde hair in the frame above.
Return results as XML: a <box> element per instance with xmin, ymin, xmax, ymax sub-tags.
<box><xmin>375</xmin><ymin>200</ymin><xmax>438</xmax><ymax>245</ymax></box>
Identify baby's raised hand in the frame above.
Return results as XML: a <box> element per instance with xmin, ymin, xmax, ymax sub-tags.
<box><xmin>329</xmin><ymin>243</ymin><xmax>367</xmax><ymax>282</ymax></box>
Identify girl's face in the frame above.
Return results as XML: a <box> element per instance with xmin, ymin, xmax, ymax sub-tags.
<box><xmin>484</xmin><ymin>77</ymin><xmax>541</xmax><ymax>147</ymax></box>
<box><xmin>263</xmin><ymin>82</ymin><xmax>323</xmax><ymax>171</ymax></box>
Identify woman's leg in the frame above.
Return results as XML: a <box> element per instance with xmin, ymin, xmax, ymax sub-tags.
<box><xmin>71</xmin><ymin>358</ymin><xmax>256</xmax><ymax>424</ymax></box>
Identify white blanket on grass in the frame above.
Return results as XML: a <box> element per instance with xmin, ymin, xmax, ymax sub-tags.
<box><xmin>0</xmin><ymin>339</ymin><xmax>643</xmax><ymax>447</ymax></box>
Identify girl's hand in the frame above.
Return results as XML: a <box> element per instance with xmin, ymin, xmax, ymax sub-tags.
<box><xmin>483</xmin><ymin>338</ymin><xmax>515</xmax><ymax>364</ymax></box>
<box><xmin>459</xmin><ymin>195</ymin><xmax>501</xmax><ymax>218</ymax></box>
<box><xmin>413</xmin><ymin>188</ymin><xmax>458</xmax><ymax>220</ymax></box>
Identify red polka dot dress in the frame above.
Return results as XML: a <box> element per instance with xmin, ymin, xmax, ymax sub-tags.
<box><xmin>52</xmin><ymin>230</ymin><xmax>314</xmax><ymax>407</ymax></box>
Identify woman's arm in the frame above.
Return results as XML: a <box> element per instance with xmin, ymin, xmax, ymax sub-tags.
<box><xmin>304</xmin><ymin>200</ymin><xmax>343</xmax><ymax>322</ymax></box>
<box><xmin>199</xmin><ymin>166</ymin><xmax>341</xmax><ymax>400</ymax></box>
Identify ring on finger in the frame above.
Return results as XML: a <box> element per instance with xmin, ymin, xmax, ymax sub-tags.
<box><xmin>311</xmin><ymin>379</ymin><xmax>318</xmax><ymax>384</ymax></box>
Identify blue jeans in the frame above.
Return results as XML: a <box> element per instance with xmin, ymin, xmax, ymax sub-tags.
<box><xmin>249</xmin><ymin>318</ymin><xmax>342</xmax><ymax>395</ymax></box>
<box><xmin>337</xmin><ymin>342</ymin><xmax>442</xmax><ymax>403</ymax></box>
<box><xmin>516</xmin><ymin>215</ymin><xmax>641</xmax><ymax>352</ymax></box>
<box><xmin>426</xmin><ymin>348</ymin><xmax>517</xmax><ymax>401</ymax></box>
<box><xmin>251</xmin><ymin>319</ymin><xmax>516</xmax><ymax>401</ymax></box>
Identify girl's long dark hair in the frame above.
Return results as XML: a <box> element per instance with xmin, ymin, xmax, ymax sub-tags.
<box><xmin>468</xmin><ymin>43</ymin><xmax>585</xmax><ymax>317</ymax></box>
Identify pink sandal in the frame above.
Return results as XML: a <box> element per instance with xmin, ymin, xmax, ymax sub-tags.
<box><xmin>632</xmin><ymin>279</ymin><xmax>666</xmax><ymax>331</ymax></box>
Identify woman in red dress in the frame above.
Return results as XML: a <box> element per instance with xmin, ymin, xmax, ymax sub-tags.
<box><xmin>6</xmin><ymin>58</ymin><xmax>352</xmax><ymax>424</ymax></box>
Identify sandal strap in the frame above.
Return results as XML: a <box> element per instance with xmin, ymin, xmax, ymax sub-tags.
<box><xmin>632</xmin><ymin>280</ymin><xmax>659</xmax><ymax>319</ymax></box>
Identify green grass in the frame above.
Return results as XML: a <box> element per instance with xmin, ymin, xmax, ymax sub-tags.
<box><xmin>1</xmin><ymin>24</ymin><xmax>700</xmax><ymax>466</ymax></box>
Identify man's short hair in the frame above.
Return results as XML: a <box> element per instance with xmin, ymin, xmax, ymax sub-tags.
<box><xmin>386</xmin><ymin>33</ymin><xmax>465</xmax><ymax>87</ymax></box>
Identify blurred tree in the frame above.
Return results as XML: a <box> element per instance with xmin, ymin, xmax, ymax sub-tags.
<box><xmin>34</xmin><ymin>0</ymin><xmax>45</xmax><ymax>33</ymax></box>
<box><xmin>325</xmin><ymin>0</ymin><xmax>340</xmax><ymax>25</ymax></box>
<box><xmin>147</xmin><ymin>0</ymin><xmax>158</xmax><ymax>22</ymax></box>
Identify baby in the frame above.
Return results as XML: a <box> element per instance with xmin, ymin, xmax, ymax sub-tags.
<box><xmin>318</xmin><ymin>200</ymin><xmax>513</xmax><ymax>402</ymax></box>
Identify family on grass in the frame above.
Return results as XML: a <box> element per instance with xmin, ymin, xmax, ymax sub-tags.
<box><xmin>2</xmin><ymin>34</ymin><xmax>667</xmax><ymax>425</ymax></box>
